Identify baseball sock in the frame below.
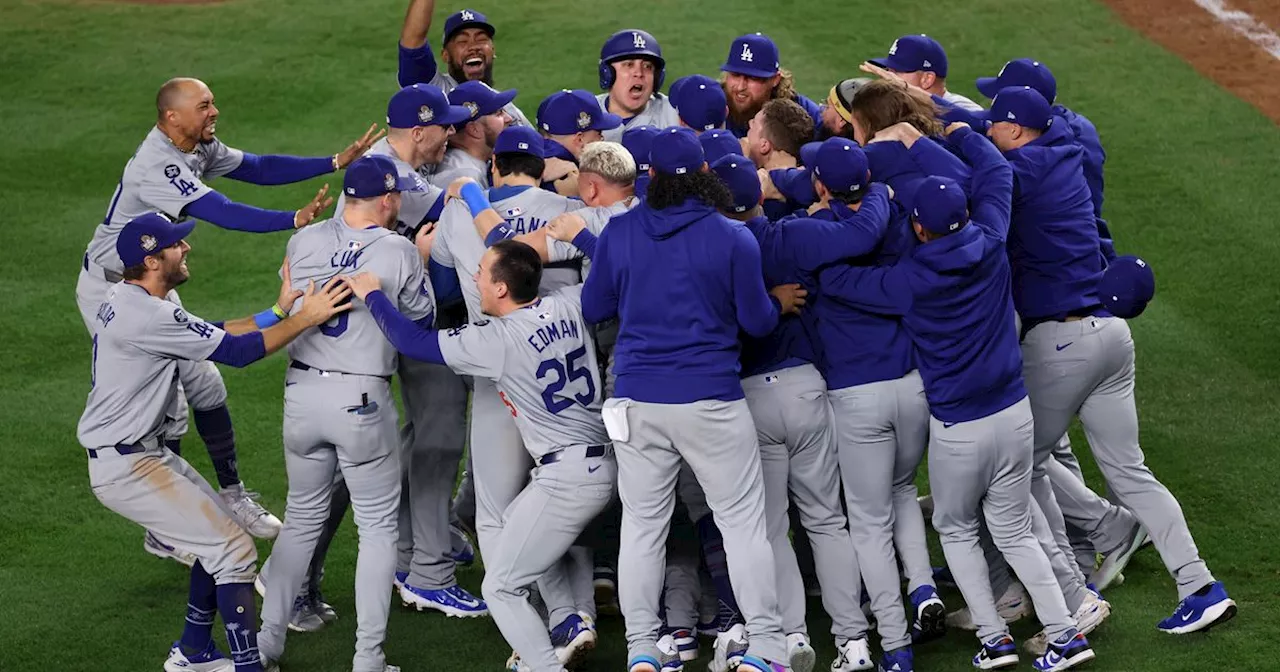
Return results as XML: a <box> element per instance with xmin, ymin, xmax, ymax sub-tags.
<box><xmin>165</xmin><ymin>438</ymin><xmax>182</xmax><ymax>457</ymax></box>
<box><xmin>179</xmin><ymin>561</ymin><xmax>217</xmax><ymax>656</ymax></box>
<box><xmin>695</xmin><ymin>515</ymin><xmax>744</xmax><ymax>627</ymax></box>
<box><xmin>216</xmin><ymin>582</ymin><xmax>263</xmax><ymax>672</ymax></box>
<box><xmin>193</xmin><ymin>405</ymin><xmax>239</xmax><ymax>488</ymax></box>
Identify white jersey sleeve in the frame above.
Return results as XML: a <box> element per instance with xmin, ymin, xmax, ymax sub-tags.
<box><xmin>133</xmin><ymin>302</ymin><xmax>227</xmax><ymax>361</ymax></box>
<box><xmin>438</xmin><ymin>319</ymin><xmax>508</xmax><ymax>379</ymax></box>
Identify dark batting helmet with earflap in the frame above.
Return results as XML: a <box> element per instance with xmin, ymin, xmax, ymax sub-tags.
<box><xmin>599</xmin><ymin>29</ymin><xmax>666</xmax><ymax>91</ymax></box>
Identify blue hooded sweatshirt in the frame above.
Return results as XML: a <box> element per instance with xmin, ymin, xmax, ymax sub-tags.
<box><xmin>818</xmin><ymin>126</ymin><xmax>1024</xmax><ymax>423</ymax></box>
<box><xmin>1054</xmin><ymin>105</ymin><xmax>1116</xmax><ymax>262</ymax></box>
<box><xmin>864</xmin><ymin>136</ymin><xmax>971</xmax><ymax>213</ymax></box>
<box><xmin>739</xmin><ymin>184</ymin><xmax>892</xmax><ymax>378</ymax></box>
<box><xmin>582</xmin><ymin>198</ymin><xmax>780</xmax><ymax>403</ymax></box>
<box><xmin>1004</xmin><ymin>121</ymin><xmax>1107</xmax><ymax>325</ymax></box>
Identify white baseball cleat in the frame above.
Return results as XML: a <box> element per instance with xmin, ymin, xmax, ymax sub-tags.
<box><xmin>830</xmin><ymin>637</ymin><xmax>874</xmax><ymax>672</ymax></box>
<box><xmin>786</xmin><ymin>633</ymin><xmax>815</xmax><ymax>672</ymax></box>
<box><xmin>1094</xmin><ymin>525</ymin><xmax>1148</xmax><ymax>591</ymax></box>
<box><xmin>145</xmin><ymin>531</ymin><xmax>196</xmax><ymax>567</ymax></box>
<box><xmin>1024</xmin><ymin>589</ymin><xmax>1111</xmax><ymax>655</ymax></box>
<box><xmin>709</xmin><ymin>623</ymin><xmax>748</xmax><ymax>672</ymax></box>
<box><xmin>219</xmin><ymin>483</ymin><xmax>282</xmax><ymax>539</ymax></box>
<box><xmin>163</xmin><ymin>641</ymin><xmax>233</xmax><ymax>672</ymax></box>
<box><xmin>947</xmin><ymin>582</ymin><xmax>1033</xmax><ymax>631</ymax></box>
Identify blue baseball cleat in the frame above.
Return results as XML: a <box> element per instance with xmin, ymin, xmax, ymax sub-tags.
<box><xmin>1032</xmin><ymin>629</ymin><xmax>1094</xmax><ymax>672</ymax></box>
<box><xmin>447</xmin><ymin>522</ymin><xmax>475</xmax><ymax>566</ymax></box>
<box><xmin>163</xmin><ymin>640</ymin><xmax>232</xmax><ymax>672</ymax></box>
<box><xmin>972</xmin><ymin>633</ymin><xmax>1019</xmax><ymax>670</ymax></box>
<box><xmin>551</xmin><ymin>613</ymin><xmax>597</xmax><ymax>668</ymax></box>
<box><xmin>879</xmin><ymin>647</ymin><xmax>914</xmax><ymax>672</ymax></box>
<box><xmin>736</xmin><ymin>654</ymin><xmax>788</xmax><ymax>671</ymax></box>
<box><xmin>1157</xmin><ymin>581</ymin><xmax>1237</xmax><ymax>634</ymax></box>
<box><xmin>399</xmin><ymin>583</ymin><xmax>488</xmax><ymax>618</ymax></box>
<box><xmin>393</xmin><ymin>570</ymin><xmax>408</xmax><ymax>590</ymax></box>
<box><xmin>909</xmin><ymin>585</ymin><xmax>947</xmax><ymax>643</ymax></box>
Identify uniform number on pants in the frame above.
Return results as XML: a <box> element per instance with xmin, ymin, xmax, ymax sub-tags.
<box><xmin>535</xmin><ymin>344</ymin><xmax>596</xmax><ymax>414</ymax></box>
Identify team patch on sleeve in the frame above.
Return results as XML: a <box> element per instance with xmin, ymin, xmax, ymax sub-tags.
<box><xmin>173</xmin><ymin>308</ymin><xmax>189</xmax><ymax>324</ymax></box>
<box><xmin>164</xmin><ymin>164</ymin><xmax>199</xmax><ymax>197</ymax></box>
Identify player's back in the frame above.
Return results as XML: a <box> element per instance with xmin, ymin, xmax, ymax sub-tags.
<box><xmin>287</xmin><ymin>217</ymin><xmax>435</xmax><ymax>376</ymax></box>
<box><xmin>489</xmin><ymin>187</ymin><xmax>587</xmax><ymax>293</ymax></box>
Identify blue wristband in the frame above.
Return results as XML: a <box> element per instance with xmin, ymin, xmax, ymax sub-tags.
<box><xmin>253</xmin><ymin>308</ymin><xmax>281</xmax><ymax>329</ymax></box>
<box><xmin>460</xmin><ymin>182</ymin><xmax>490</xmax><ymax>217</ymax></box>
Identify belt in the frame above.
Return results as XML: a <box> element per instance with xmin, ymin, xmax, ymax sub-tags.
<box><xmin>1020</xmin><ymin>306</ymin><xmax>1105</xmax><ymax>340</ymax></box>
<box><xmin>87</xmin><ymin>440</ymin><xmax>157</xmax><ymax>459</ymax></box>
<box><xmin>538</xmin><ymin>444</ymin><xmax>609</xmax><ymax>466</ymax></box>
<box><xmin>290</xmin><ymin>360</ymin><xmax>390</xmax><ymax>382</ymax></box>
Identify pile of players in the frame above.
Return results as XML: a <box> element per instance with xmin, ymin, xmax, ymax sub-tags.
<box><xmin>74</xmin><ymin>2</ymin><xmax>1238</xmax><ymax>672</ymax></box>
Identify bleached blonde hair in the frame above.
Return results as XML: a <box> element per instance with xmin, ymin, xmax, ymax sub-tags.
<box><xmin>579</xmin><ymin>141</ymin><xmax>637</xmax><ymax>186</ymax></box>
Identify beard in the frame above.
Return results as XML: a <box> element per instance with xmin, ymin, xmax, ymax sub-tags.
<box><xmin>165</xmin><ymin>263</ymin><xmax>189</xmax><ymax>288</ymax></box>
<box><xmin>727</xmin><ymin>99</ymin><xmax>765</xmax><ymax>131</ymax></box>
<box><xmin>448</xmin><ymin>59</ymin><xmax>494</xmax><ymax>86</ymax></box>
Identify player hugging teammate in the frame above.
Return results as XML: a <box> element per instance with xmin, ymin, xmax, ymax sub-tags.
<box><xmin>77</xmin><ymin>2</ymin><xmax>1234</xmax><ymax>672</ymax></box>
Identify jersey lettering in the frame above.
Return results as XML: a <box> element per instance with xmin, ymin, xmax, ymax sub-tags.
<box><xmin>319</xmin><ymin>312</ymin><xmax>350</xmax><ymax>338</ymax></box>
<box><xmin>534</xmin><ymin>344</ymin><xmax>597</xmax><ymax>415</ymax></box>
<box><xmin>169</xmin><ymin>173</ymin><xmax>199</xmax><ymax>197</ymax></box>
<box><xmin>526</xmin><ymin>318</ymin><xmax>581</xmax><ymax>354</ymax></box>
<box><xmin>504</xmin><ymin>216</ymin><xmax>546</xmax><ymax>235</ymax></box>
<box><xmin>186</xmin><ymin>321</ymin><xmax>216</xmax><ymax>339</ymax></box>
<box><xmin>96</xmin><ymin>302</ymin><xmax>116</xmax><ymax>329</ymax></box>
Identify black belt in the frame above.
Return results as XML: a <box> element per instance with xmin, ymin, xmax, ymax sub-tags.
<box><xmin>538</xmin><ymin>443</ymin><xmax>609</xmax><ymax>466</ymax></box>
<box><xmin>87</xmin><ymin>442</ymin><xmax>150</xmax><ymax>459</ymax></box>
<box><xmin>290</xmin><ymin>360</ymin><xmax>390</xmax><ymax>382</ymax></box>
<box><xmin>1020</xmin><ymin>305</ymin><xmax>1104</xmax><ymax>340</ymax></box>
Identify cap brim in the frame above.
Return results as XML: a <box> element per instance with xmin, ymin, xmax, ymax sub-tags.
<box><xmin>975</xmin><ymin>77</ymin><xmax>1002</xmax><ymax>99</ymax></box>
<box><xmin>720</xmin><ymin>64</ymin><xmax>778</xmax><ymax>79</ymax></box>
<box><xmin>799</xmin><ymin>141</ymin><xmax>821</xmax><ymax>168</ymax></box>
<box><xmin>486</xmin><ymin>89</ymin><xmax>519</xmax><ymax>115</ymax></box>
<box><xmin>166</xmin><ymin>218</ymin><xmax>197</xmax><ymax>247</ymax></box>
<box><xmin>435</xmin><ymin>105</ymin><xmax>477</xmax><ymax>126</ymax></box>
<box><xmin>591</xmin><ymin>112</ymin><xmax>625</xmax><ymax>131</ymax></box>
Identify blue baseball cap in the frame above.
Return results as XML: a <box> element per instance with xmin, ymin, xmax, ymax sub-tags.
<box><xmin>343</xmin><ymin>155</ymin><xmax>422</xmax><ymax>198</ymax></box>
<box><xmin>538</xmin><ymin>89</ymin><xmax>623</xmax><ymax>135</ymax></box>
<box><xmin>387</xmin><ymin>84</ymin><xmax>473</xmax><ymax>129</ymax></box>
<box><xmin>710</xmin><ymin>154</ymin><xmax>762</xmax><ymax>213</ymax></box>
<box><xmin>444</xmin><ymin>8</ymin><xmax>495</xmax><ymax>43</ymax></box>
<box><xmin>117</xmin><ymin>213</ymin><xmax>196</xmax><ymax>268</ymax></box>
<box><xmin>448</xmin><ymin>81</ymin><xmax>518</xmax><ymax>122</ymax></box>
<box><xmin>982</xmin><ymin>86</ymin><xmax>1053</xmax><ymax>130</ymax></box>
<box><xmin>977</xmin><ymin>58</ymin><xmax>1057</xmax><ymax>103</ymax></box>
<box><xmin>650</xmin><ymin>126</ymin><xmax>705</xmax><ymax>175</ymax></box>
<box><xmin>670</xmin><ymin>74</ymin><xmax>728</xmax><ymax>131</ymax></box>
<box><xmin>621</xmin><ymin>125</ymin><xmax>660</xmax><ymax>172</ymax></box>
<box><xmin>869</xmin><ymin>35</ymin><xmax>949</xmax><ymax>77</ymax></box>
<box><xmin>1099</xmin><ymin>255</ymin><xmax>1155</xmax><ymax>318</ymax></box>
<box><xmin>911</xmin><ymin>176</ymin><xmax>968</xmax><ymax>234</ymax></box>
<box><xmin>699</xmin><ymin>129</ymin><xmax>742</xmax><ymax>165</ymax></box>
<box><xmin>493</xmin><ymin>125</ymin><xmax>545</xmax><ymax>157</ymax></box>
<box><xmin>799</xmin><ymin>138</ymin><xmax>870</xmax><ymax>193</ymax></box>
<box><xmin>721</xmin><ymin>33</ymin><xmax>781</xmax><ymax>79</ymax></box>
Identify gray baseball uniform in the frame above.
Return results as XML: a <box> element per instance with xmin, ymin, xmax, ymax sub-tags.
<box><xmin>427</xmin><ymin>70</ymin><xmax>532</xmax><ymax>128</ymax></box>
<box><xmin>595</xmin><ymin>93</ymin><xmax>680</xmax><ymax>143</ymax></box>
<box><xmin>942</xmin><ymin>90</ymin><xmax>984</xmax><ymax>113</ymax></box>
<box><xmin>430</xmin><ymin>147</ymin><xmax>491</xmax><ymax>190</ymax></box>
<box><xmin>78</xmin><ymin>282</ymin><xmax>256</xmax><ymax>583</ymax></box>
<box><xmin>334</xmin><ymin>138</ymin><xmax>444</xmax><ymax>236</ymax></box>
<box><xmin>258</xmin><ymin>216</ymin><xmax>434</xmax><ymax>672</ymax></box>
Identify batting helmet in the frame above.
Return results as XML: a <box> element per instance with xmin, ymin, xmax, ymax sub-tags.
<box><xmin>599</xmin><ymin>29</ymin><xmax>666</xmax><ymax>91</ymax></box>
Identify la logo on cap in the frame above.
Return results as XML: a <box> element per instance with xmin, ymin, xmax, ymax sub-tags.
<box><xmin>461</xmin><ymin>9</ymin><xmax>474</xmax><ymax>20</ymax></box>
<box><xmin>418</xmin><ymin>105</ymin><xmax>434</xmax><ymax>124</ymax></box>
<box><xmin>740</xmin><ymin>43</ymin><xmax>754</xmax><ymax>62</ymax></box>
<box><xmin>633</xmin><ymin>32</ymin><xmax>646</xmax><ymax>48</ymax></box>
<box><xmin>888</xmin><ymin>39</ymin><xmax>899</xmax><ymax>55</ymax></box>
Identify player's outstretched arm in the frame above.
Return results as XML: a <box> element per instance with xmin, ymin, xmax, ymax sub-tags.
<box><xmin>185</xmin><ymin>184</ymin><xmax>333</xmax><ymax>233</ymax></box>
<box><xmin>343</xmin><ymin>273</ymin><xmax>448</xmax><ymax>366</ymax></box>
<box><xmin>782</xmin><ymin>183</ymin><xmax>891</xmax><ymax>272</ymax></box>
<box><xmin>224</xmin><ymin>124</ymin><xmax>385</xmax><ymax>185</ymax></box>
<box><xmin>398</xmin><ymin>0</ymin><xmax>438</xmax><ymax>86</ymax></box>
<box><xmin>818</xmin><ymin>262</ymin><xmax>913</xmax><ymax>316</ymax></box>
<box><xmin>730</xmin><ymin>226</ymin><xmax>781</xmax><ymax>338</ymax></box>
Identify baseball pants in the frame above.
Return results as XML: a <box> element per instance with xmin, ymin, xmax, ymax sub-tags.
<box><xmin>929</xmin><ymin>397</ymin><xmax>1075</xmax><ymax>643</ymax></box>
<box><xmin>259</xmin><ymin>367</ymin><xmax>401</xmax><ymax>672</ymax></box>
<box><xmin>1023</xmin><ymin>316</ymin><xmax>1213</xmax><ymax>599</ymax></box>
<box><xmin>607</xmin><ymin>397</ymin><xmax>787</xmax><ymax>665</ymax></box>
<box><xmin>745</xmin><ymin>364</ymin><xmax>869</xmax><ymax>646</ymax></box>
<box><xmin>481</xmin><ymin>446</ymin><xmax>617</xmax><ymax>672</ymax></box>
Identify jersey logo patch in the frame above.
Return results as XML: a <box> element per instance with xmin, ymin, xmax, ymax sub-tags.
<box><xmin>472</xmin><ymin>319</ymin><xmax>491</xmax><ymax>326</ymax></box>
<box><xmin>164</xmin><ymin>165</ymin><xmax>181</xmax><ymax>179</ymax></box>
<box><xmin>165</xmin><ymin>163</ymin><xmax>199</xmax><ymax>197</ymax></box>
<box><xmin>505</xmin><ymin>207</ymin><xmax>524</xmax><ymax>217</ymax></box>
<box><xmin>173</xmin><ymin>308</ymin><xmax>189</xmax><ymax>323</ymax></box>
<box><xmin>463</xmin><ymin>101</ymin><xmax>479</xmax><ymax>117</ymax></box>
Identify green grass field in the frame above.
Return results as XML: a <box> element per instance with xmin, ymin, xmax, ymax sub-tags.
<box><xmin>2</xmin><ymin>0</ymin><xmax>1278</xmax><ymax>670</ymax></box>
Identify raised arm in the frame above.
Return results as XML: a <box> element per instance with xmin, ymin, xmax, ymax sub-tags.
<box><xmin>946</xmin><ymin>125</ymin><xmax>1013</xmax><ymax>241</ymax></box>
<box><xmin>185</xmin><ymin>184</ymin><xmax>332</xmax><ymax>233</ymax></box>
<box><xmin>225</xmin><ymin>125</ymin><xmax>384</xmax><ymax>185</ymax></box>
<box><xmin>780</xmin><ymin>184</ymin><xmax>891</xmax><ymax>271</ymax></box>
<box><xmin>398</xmin><ymin>0</ymin><xmax>438</xmax><ymax>86</ymax></box>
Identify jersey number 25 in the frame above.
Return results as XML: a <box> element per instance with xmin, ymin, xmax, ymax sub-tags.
<box><xmin>536</xmin><ymin>344</ymin><xmax>596</xmax><ymax>415</ymax></box>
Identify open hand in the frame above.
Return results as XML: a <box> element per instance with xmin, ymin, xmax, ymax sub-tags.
<box><xmin>340</xmin><ymin>272</ymin><xmax>382</xmax><ymax>301</ymax></box>
<box><xmin>294</xmin><ymin>184</ymin><xmax>334</xmax><ymax>228</ymax></box>
<box><xmin>770</xmin><ymin>283</ymin><xmax>808</xmax><ymax>315</ymax></box>
<box><xmin>545</xmin><ymin>213</ymin><xmax>586</xmax><ymax>242</ymax></box>
<box><xmin>296</xmin><ymin>277</ymin><xmax>353</xmax><ymax>326</ymax></box>
<box><xmin>414</xmin><ymin>222</ymin><xmax>437</xmax><ymax>261</ymax></box>
<box><xmin>446</xmin><ymin>176</ymin><xmax>476</xmax><ymax>201</ymax></box>
<box><xmin>335</xmin><ymin>123</ymin><xmax>387</xmax><ymax>169</ymax></box>
<box><xmin>276</xmin><ymin>256</ymin><xmax>302</xmax><ymax>314</ymax></box>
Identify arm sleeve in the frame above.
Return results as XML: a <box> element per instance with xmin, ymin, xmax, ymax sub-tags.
<box><xmin>428</xmin><ymin>258</ymin><xmax>462</xmax><ymax>305</ymax></box>
<box><xmin>949</xmin><ymin>126</ymin><xmax>1014</xmax><ymax>241</ymax></box>
<box><xmin>207</xmin><ymin>331</ymin><xmax>268</xmax><ymax>368</ymax></box>
<box><xmin>818</xmin><ymin>263</ymin><xmax>914</xmax><ymax>315</ymax></box>
<box><xmin>225</xmin><ymin>153</ymin><xmax>334</xmax><ymax>185</ymax></box>
<box><xmin>770</xmin><ymin>167</ymin><xmax>817</xmax><ymax>205</ymax></box>
<box><xmin>184</xmin><ymin>191</ymin><xmax>296</xmax><ymax>233</ymax></box>
<box><xmin>398</xmin><ymin>42</ymin><xmax>439</xmax><ymax>88</ymax></box>
<box><xmin>133</xmin><ymin>304</ymin><xmax>229</xmax><ymax>361</ymax></box>
<box><xmin>730</xmin><ymin>226</ymin><xmax>780</xmax><ymax>338</ymax></box>
<box><xmin>202</xmin><ymin>140</ymin><xmax>246</xmax><ymax>179</ymax></box>
<box><xmin>365</xmin><ymin>289</ymin><xmax>447</xmax><ymax>365</ymax></box>
<box><xmin>782</xmin><ymin>185</ymin><xmax>891</xmax><ymax>271</ymax></box>
<box><xmin>580</xmin><ymin>227</ymin><xmax>619</xmax><ymax>324</ymax></box>
<box><xmin>1096</xmin><ymin>217</ymin><xmax>1117</xmax><ymax>263</ymax></box>
<box><xmin>569</xmin><ymin>228</ymin><xmax>598</xmax><ymax>260</ymax></box>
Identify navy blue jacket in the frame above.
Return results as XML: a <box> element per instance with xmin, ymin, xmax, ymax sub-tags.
<box><xmin>864</xmin><ymin>136</ymin><xmax>971</xmax><ymax>213</ymax></box>
<box><xmin>582</xmin><ymin>198</ymin><xmax>780</xmax><ymax>403</ymax></box>
<box><xmin>819</xmin><ymin>127</ymin><xmax>1024</xmax><ymax>423</ymax></box>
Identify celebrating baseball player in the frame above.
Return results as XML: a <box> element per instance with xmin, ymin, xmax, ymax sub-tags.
<box><xmin>432</xmin><ymin>81</ymin><xmax>519</xmax><ymax>189</ymax></box>
<box><xmin>75</xmin><ymin>76</ymin><xmax>379</xmax><ymax>554</ymax></box>
<box><xmin>669</xmin><ymin>74</ymin><xmax>729</xmax><ymax>132</ymax></box>
<box><xmin>862</xmin><ymin>34</ymin><xmax>984</xmax><ymax>112</ymax></box>
<box><xmin>719</xmin><ymin>33</ymin><xmax>822</xmax><ymax>139</ymax></box>
<box><xmin>596</xmin><ymin>30</ymin><xmax>680</xmax><ymax>143</ymax></box>
<box><xmin>79</xmin><ymin>213</ymin><xmax>351</xmax><ymax>672</ymax></box>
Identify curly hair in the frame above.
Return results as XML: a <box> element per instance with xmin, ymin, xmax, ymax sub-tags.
<box><xmin>646</xmin><ymin>170</ymin><xmax>735</xmax><ymax>212</ymax></box>
<box><xmin>760</xmin><ymin>98</ymin><xmax>814</xmax><ymax>158</ymax></box>
<box><xmin>847</xmin><ymin>79</ymin><xmax>943</xmax><ymax>139</ymax></box>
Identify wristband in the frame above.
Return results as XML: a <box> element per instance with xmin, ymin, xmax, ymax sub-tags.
<box><xmin>460</xmin><ymin>182</ymin><xmax>490</xmax><ymax>217</ymax></box>
<box><xmin>253</xmin><ymin>307</ymin><xmax>282</xmax><ymax>330</ymax></box>
<box><xmin>332</xmin><ymin>154</ymin><xmax>341</xmax><ymax>171</ymax></box>
<box><xmin>271</xmin><ymin>303</ymin><xmax>288</xmax><ymax>319</ymax></box>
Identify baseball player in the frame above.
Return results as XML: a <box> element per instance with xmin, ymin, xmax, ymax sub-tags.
<box><xmin>710</xmin><ymin>149</ymin><xmax>905</xmax><ymax>672</ymax></box>
<box><xmin>75</xmin><ymin>76</ymin><xmax>380</xmax><ymax>551</ymax></box>
<box><xmin>80</xmin><ymin>213</ymin><xmax>350</xmax><ymax>672</ymax></box>
<box><xmin>719</xmin><ymin>33</ymin><xmax>822</xmax><ymax>139</ymax></box>
<box><xmin>669</xmin><ymin>74</ymin><xmax>729</xmax><ymax>132</ymax></box>
<box><xmin>257</xmin><ymin>155</ymin><xmax>437</xmax><ymax>672</ymax></box>
<box><xmin>817</xmin><ymin>123</ymin><xmax>1096</xmax><ymax>672</ymax></box>
<box><xmin>397</xmin><ymin>0</ymin><xmax>532</xmax><ymax>127</ymax></box>
<box><xmin>346</xmin><ymin>238</ymin><xmax>616</xmax><ymax>672</ymax></box>
<box><xmin>863</xmin><ymin>35</ymin><xmax>984</xmax><ymax>112</ymax></box>
<box><xmin>741</xmin><ymin>98</ymin><xmax>818</xmax><ymax>220</ymax></box>
<box><xmin>984</xmin><ymin>86</ymin><xmax>1235</xmax><ymax>635</ymax></box>
<box><xmin>431</xmin><ymin>81</ymin><xmax>518</xmax><ymax>189</ymax></box>
<box><xmin>580</xmin><ymin>127</ymin><xmax>794</xmax><ymax>672</ymax></box>
<box><xmin>818</xmin><ymin>78</ymin><xmax>870</xmax><ymax>141</ymax></box>
<box><xmin>596</xmin><ymin>30</ymin><xmax>680</xmax><ymax>143</ymax></box>
<box><xmin>621</xmin><ymin>125</ymin><xmax>660</xmax><ymax>199</ymax></box>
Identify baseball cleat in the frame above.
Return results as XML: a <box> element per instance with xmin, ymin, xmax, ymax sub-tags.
<box><xmin>657</xmin><ymin>632</ymin><xmax>686</xmax><ymax>671</ymax></box>
<box><xmin>948</xmin><ymin>582</ymin><xmax>1032</xmax><ymax>631</ymax></box>
<box><xmin>786</xmin><ymin>632</ymin><xmax>815</xmax><ymax>672</ymax></box>
<box><xmin>878</xmin><ymin>647</ymin><xmax>914</xmax><ymax>672</ymax></box>
<box><xmin>593</xmin><ymin>565</ymin><xmax>620</xmax><ymax>615</ymax></box>
<box><xmin>972</xmin><ymin>634</ymin><xmax>1019</xmax><ymax>670</ymax></box>
<box><xmin>1025</xmin><ymin>589</ymin><xmax>1110</xmax><ymax>655</ymax></box>
<box><xmin>163</xmin><ymin>641</ymin><xmax>232</xmax><ymax>672</ymax></box>
<box><xmin>831</xmin><ymin>637</ymin><xmax>873</xmax><ymax>672</ymax></box>
<box><xmin>628</xmin><ymin>654</ymin><xmax>661</xmax><ymax>672</ymax></box>
<box><xmin>309</xmin><ymin>587</ymin><xmax>337</xmax><ymax>623</ymax></box>
<box><xmin>1093</xmin><ymin>524</ymin><xmax>1148</xmax><ymax>591</ymax></box>
<box><xmin>1157</xmin><ymin>581</ymin><xmax>1237</xmax><ymax>634</ymax></box>
<box><xmin>917</xmin><ymin>494</ymin><xmax>934</xmax><ymax>520</ymax></box>
<box><xmin>736</xmin><ymin>654</ymin><xmax>788</xmax><ymax>671</ymax></box>
<box><xmin>710</xmin><ymin>623</ymin><xmax>748</xmax><ymax>672</ymax></box>
<box><xmin>448</xmin><ymin>522</ymin><xmax>475</xmax><ymax>566</ymax></box>
<box><xmin>399</xmin><ymin>583</ymin><xmax>489</xmax><ymax>618</ymax></box>
<box><xmin>1031</xmin><ymin>629</ymin><xmax>1094</xmax><ymax>672</ymax></box>
<box><xmin>286</xmin><ymin>593</ymin><xmax>326</xmax><ymax>632</ymax></box>
<box><xmin>671</xmin><ymin>628</ymin><xmax>697</xmax><ymax>661</ymax></box>
<box><xmin>551</xmin><ymin>613</ymin><xmax>596</xmax><ymax>668</ymax></box>
<box><xmin>393</xmin><ymin>571</ymin><xmax>408</xmax><ymax>591</ymax></box>
<box><xmin>219</xmin><ymin>483</ymin><xmax>282</xmax><ymax>540</ymax></box>
<box><xmin>144</xmin><ymin>531</ymin><xmax>197</xmax><ymax>567</ymax></box>
<box><xmin>909</xmin><ymin>585</ymin><xmax>947</xmax><ymax>643</ymax></box>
